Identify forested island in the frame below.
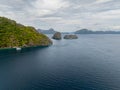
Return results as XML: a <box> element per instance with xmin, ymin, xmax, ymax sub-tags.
<box><xmin>0</xmin><ymin>17</ymin><xmax>52</xmax><ymax>48</ymax></box>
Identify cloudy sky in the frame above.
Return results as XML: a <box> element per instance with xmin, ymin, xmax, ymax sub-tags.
<box><xmin>0</xmin><ymin>0</ymin><xmax>120</xmax><ymax>32</ymax></box>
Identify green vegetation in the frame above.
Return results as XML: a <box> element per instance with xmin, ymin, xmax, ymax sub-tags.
<box><xmin>0</xmin><ymin>16</ymin><xmax>52</xmax><ymax>48</ymax></box>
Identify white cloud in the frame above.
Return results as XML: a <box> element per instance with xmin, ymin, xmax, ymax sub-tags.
<box><xmin>109</xmin><ymin>26</ymin><xmax>120</xmax><ymax>30</ymax></box>
<box><xmin>27</xmin><ymin>0</ymin><xmax>70</xmax><ymax>17</ymax></box>
<box><xmin>92</xmin><ymin>9</ymin><xmax>120</xmax><ymax>19</ymax></box>
<box><xmin>94</xmin><ymin>0</ymin><xmax>113</xmax><ymax>4</ymax></box>
<box><xmin>39</xmin><ymin>17</ymin><xmax>63</xmax><ymax>22</ymax></box>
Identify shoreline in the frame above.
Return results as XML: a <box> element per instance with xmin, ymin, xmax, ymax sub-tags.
<box><xmin>0</xmin><ymin>45</ymin><xmax>51</xmax><ymax>51</ymax></box>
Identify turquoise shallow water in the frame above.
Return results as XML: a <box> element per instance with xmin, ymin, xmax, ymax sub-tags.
<box><xmin>0</xmin><ymin>34</ymin><xmax>120</xmax><ymax>90</ymax></box>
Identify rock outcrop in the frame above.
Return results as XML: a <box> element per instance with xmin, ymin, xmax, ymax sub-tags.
<box><xmin>64</xmin><ymin>35</ymin><xmax>78</xmax><ymax>39</ymax></box>
<box><xmin>52</xmin><ymin>32</ymin><xmax>62</xmax><ymax>40</ymax></box>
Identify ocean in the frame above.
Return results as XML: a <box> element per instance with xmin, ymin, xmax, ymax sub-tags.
<box><xmin>0</xmin><ymin>34</ymin><xmax>120</xmax><ymax>90</ymax></box>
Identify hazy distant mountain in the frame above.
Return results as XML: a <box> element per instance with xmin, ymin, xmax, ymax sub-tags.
<box><xmin>75</xmin><ymin>29</ymin><xmax>93</xmax><ymax>34</ymax></box>
<box><xmin>75</xmin><ymin>29</ymin><xmax>120</xmax><ymax>34</ymax></box>
<box><xmin>37</xmin><ymin>28</ymin><xmax>71</xmax><ymax>34</ymax></box>
<box><xmin>38</xmin><ymin>28</ymin><xmax>56</xmax><ymax>34</ymax></box>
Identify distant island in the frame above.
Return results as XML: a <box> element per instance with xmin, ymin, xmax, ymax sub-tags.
<box><xmin>75</xmin><ymin>29</ymin><xmax>120</xmax><ymax>34</ymax></box>
<box><xmin>38</xmin><ymin>28</ymin><xmax>120</xmax><ymax>34</ymax></box>
<box><xmin>0</xmin><ymin>17</ymin><xmax>52</xmax><ymax>48</ymax></box>
<box><xmin>38</xmin><ymin>28</ymin><xmax>56</xmax><ymax>34</ymax></box>
<box><xmin>38</xmin><ymin>28</ymin><xmax>69</xmax><ymax>34</ymax></box>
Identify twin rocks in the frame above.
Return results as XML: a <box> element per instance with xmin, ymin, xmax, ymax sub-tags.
<box><xmin>52</xmin><ymin>32</ymin><xmax>78</xmax><ymax>40</ymax></box>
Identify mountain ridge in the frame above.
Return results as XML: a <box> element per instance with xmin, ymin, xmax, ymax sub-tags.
<box><xmin>75</xmin><ymin>29</ymin><xmax>120</xmax><ymax>34</ymax></box>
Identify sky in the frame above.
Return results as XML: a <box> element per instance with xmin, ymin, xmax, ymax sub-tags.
<box><xmin>0</xmin><ymin>0</ymin><xmax>120</xmax><ymax>32</ymax></box>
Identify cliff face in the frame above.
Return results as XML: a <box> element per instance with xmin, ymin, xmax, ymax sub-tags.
<box><xmin>0</xmin><ymin>17</ymin><xmax>52</xmax><ymax>48</ymax></box>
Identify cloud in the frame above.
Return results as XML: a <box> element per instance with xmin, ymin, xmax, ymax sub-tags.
<box><xmin>94</xmin><ymin>0</ymin><xmax>113</xmax><ymax>4</ymax></box>
<box><xmin>0</xmin><ymin>0</ymin><xmax>120</xmax><ymax>31</ymax></box>
<box><xmin>110</xmin><ymin>26</ymin><xmax>120</xmax><ymax>30</ymax></box>
<box><xmin>27</xmin><ymin>0</ymin><xmax>70</xmax><ymax>17</ymax></box>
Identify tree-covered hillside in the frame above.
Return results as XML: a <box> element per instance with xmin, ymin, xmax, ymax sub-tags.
<box><xmin>0</xmin><ymin>17</ymin><xmax>52</xmax><ymax>48</ymax></box>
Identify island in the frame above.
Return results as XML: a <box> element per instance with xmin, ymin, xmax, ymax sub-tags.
<box><xmin>75</xmin><ymin>29</ymin><xmax>120</xmax><ymax>34</ymax></box>
<box><xmin>37</xmin><ymin>28</ymin><xmax>69</xmax><ymax>34</ymax></box>
<box><xmin>64</xmin><ymin>35</ymin><xmax>78</xmax><ymax>39</ymax></box>
<box><xmin>52</xmin><ymin>32</ymin><xmax>62</xmax><ymax>40</ymax></box>
<box><xmin>0</xmin><ymin>17</ymin><xmax>52</xmax><ymax>49</ymax></box>
<box><xmin>38</xmin><ymin>28</ymin><xmax>56</xmax><ymax>34</ymax></box>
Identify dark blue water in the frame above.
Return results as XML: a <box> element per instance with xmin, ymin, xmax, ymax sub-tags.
<box><xmin>0</xmin><ymin>34</ymin><xmax>120</xmax><ymax>90</ymax></box>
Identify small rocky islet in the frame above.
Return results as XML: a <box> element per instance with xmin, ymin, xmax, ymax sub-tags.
<box><xmin>52</xmin><ymin>32</ymin><xmax>78</xmax><ymax>40</ymax></box>
<box><xmin>0</xmin><ymin>16</ymin><xmax>52</xmax><ymax>49</ymax></box>
<box><xmin>64</xmin><ymin>35</ymin><xmax>78</xmax><ymax>39</ymax></box>
<box><xmin>52</xmin><ymin>32</ymin><xmax>62</xmax><ymax>40</ymax></box>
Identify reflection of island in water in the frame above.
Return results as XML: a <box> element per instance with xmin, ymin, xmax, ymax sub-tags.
<box><xmin>0</xmin><ymin>46</ymin><xmax>48</xmax><ymax>57</ymax></box>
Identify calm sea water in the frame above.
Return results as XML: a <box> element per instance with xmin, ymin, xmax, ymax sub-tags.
<box><xmin>0</xmin><ymin>34</ymin><xmax>120</xmax><ymax>90</ymax></box>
